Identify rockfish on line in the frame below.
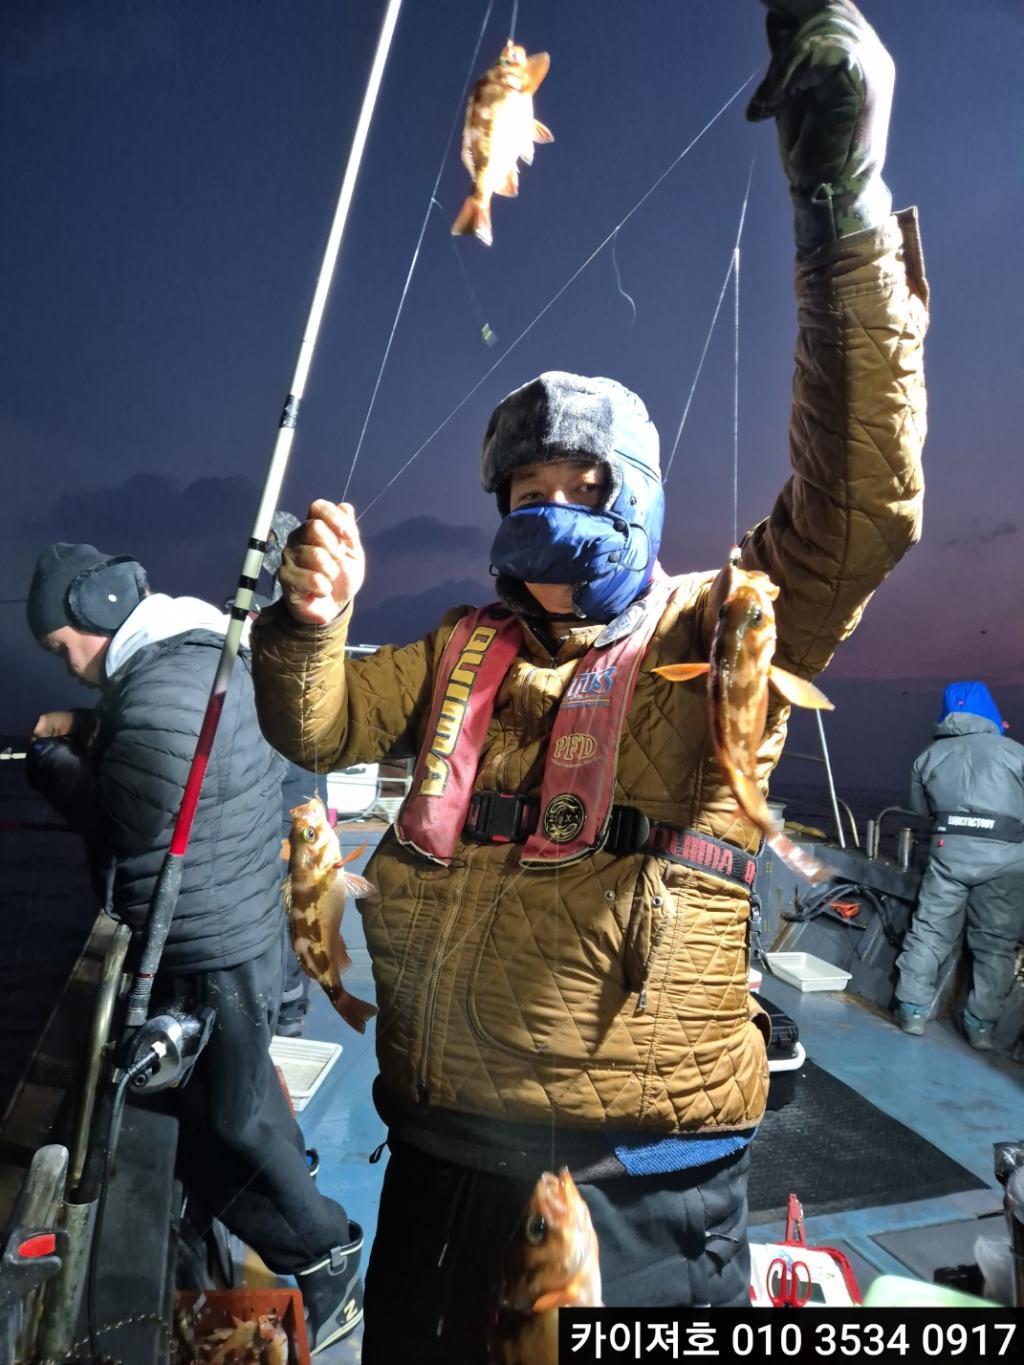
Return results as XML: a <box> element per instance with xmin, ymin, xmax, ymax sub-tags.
<box><xmin>491</xmin><ymin>1168</ymin><xmax>602</xmax><ymax>1365</ymax></box>
<box><xmin>452</xmin><ymin>39</ymin><xmax>553</xmax><ymax>247</ymax></box>
<box><xmin>654</xmin><ymin>547</ymin><xmax>835</xmax><ymax>883</ymax></box>
<box><xmin>284</xmin><ymin>796</ymin><xmax>377</xmax><ymax>1033</ymax></box>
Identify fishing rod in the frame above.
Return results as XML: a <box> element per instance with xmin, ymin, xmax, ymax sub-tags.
<box><xmin>121</xmin><ymin>0</ymin><xmax>405</xmax><ymax>1031</ymax></box>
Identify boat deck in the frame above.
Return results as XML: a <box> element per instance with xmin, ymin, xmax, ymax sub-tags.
<box><xmin>290</xmin><ymin>831</ymin><xmax>1021</xmax><ymax>1360</ymax></box>
<box><xmin>2</xmin><ymin>801</ymin><xmax>1020</xmax><ymax>1362</ymax></box>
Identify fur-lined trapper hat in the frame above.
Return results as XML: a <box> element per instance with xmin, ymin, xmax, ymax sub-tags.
<box><xmin>481</xmin><ymin>371</ymin><xmax>661</xmax><ymax>514</ymax></box>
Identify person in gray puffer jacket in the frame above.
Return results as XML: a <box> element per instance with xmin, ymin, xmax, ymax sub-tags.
<box><xmin>25</xmin><ymin>542</ymin><xmax>364</xmax><ymax>1353</ymax></box>
<box><xmin>895</xmin><ymin>681</ymin><xmax>1024</xmax><ymax>1048</ymax></box>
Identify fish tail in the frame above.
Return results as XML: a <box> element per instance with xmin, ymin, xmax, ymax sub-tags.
<box><xmin>451</xmin><ymin>194</ymin><xmax>493</xmax><ymax>246</ymax></box>
<box><xmin>337</xmin><ymin>990</ymin><xmax>378</xmax><ymax>1034</ymax></box>
<box><xmin>767</xmin><ymin>830</ymin><xmax>835</xmax><ymax>884</ymax></box>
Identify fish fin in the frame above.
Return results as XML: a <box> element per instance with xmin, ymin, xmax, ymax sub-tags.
<box><xmin>770</xmin><ymin>666</ymin><xmax>834</xmax><ymax>710</ymax></box>
<box><xmin>336</xmin><ymin>990</ymin><xmax>378</xmax><ymax>1034</ymax></box>
<box><xmin>346</xmin><ymin>872</ymin><xmax>375</xmax><ymax>899</ymax></box>
<box><xmin>281</xmin><ymin>876</ymin><xmax>292</xmax><ymax>916</ymax></box>
<box><xmin>451</xmin><ymin>195</ymin><xmax>493</xmax><ymax>246</ymax></box>
<box><xmin>531</xmin><ymin>1289</ymin><xmax>566</xmax><ymax>1314</ymax></box>
<box><xmin>496</xmin><ymin>167</ymin><xmax>519</xmax><ymax>197</ymax></box>
<box><xmin>280</xmin><ymin>837</ymin><xmax>291</xmax><ymax>861</ymax></box>
<box><xmin>338</xmin><ymin>840</ymin><xmax>368</xmax><ymax>866</ymax></box>
<box><xmin>336</xmin><ymin>934</ymin><xmax>353</xmax><ymax>975</ymax></box>
<box><xmin>767</xmin><ymin>830</ymin><xmax>835</xmax><ymax>885</ymax></box>
<box><xmin>522</xmin><ymin>52</ymin><xmax>550</xmax><ymax>92</ymax></box>
<box><xmin>652</xmin><ymin>662</ymin><xmax>710</xmax><ymax>682</ymax></box>
<box><xmin>532</xmin><ymin>119</ymin><xmax>554</xmax><ymax>143</ymax></box>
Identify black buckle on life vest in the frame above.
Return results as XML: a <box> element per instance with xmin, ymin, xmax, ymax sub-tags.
<box><xmin>604</xmin><ymin>805</ymin><xmax>651</xmax><ymax>855</ymax></box>
<box><xmin>464</xmin><ymin>792</ymin><xmax>538</xmax><ymax>845</ymax></box>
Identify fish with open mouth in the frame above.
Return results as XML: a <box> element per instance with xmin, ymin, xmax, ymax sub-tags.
<box><xmin>284</xmin><ymin>795</ymin><xmax>378</xmax><ymax>1033</ymax></box>
<box><xmin>491</xmin><ymin>1168</ymin><xmax>602</xmax><ymax>1364</ymax></box>
<box><xmin>654</xmin><ymin>546</ymin><xmax>835</xmax><ymax>883</ymax></box>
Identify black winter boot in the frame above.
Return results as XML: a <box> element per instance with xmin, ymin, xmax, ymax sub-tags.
<box><xmin>297</xmin><ymin>1223</ymin><xmax>364</xmax><ymax>1354</ymax></box>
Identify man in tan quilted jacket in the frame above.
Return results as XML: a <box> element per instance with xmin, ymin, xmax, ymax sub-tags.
<box><xmin>252</xmin><ymin>2</ymin><xmax>927</xmax><ymax>1356</ymax></box>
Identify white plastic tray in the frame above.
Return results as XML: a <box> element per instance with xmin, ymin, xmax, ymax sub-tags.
<box><xmin>767</xmin><ymin>1040</ymin><xmax>805</xmax><ymax>1074</ymax></box>
<box><xmin>269</xmin><ymin>1036</ymin><xmax>343</xmax><ymax>1112</ymax></box>
<box><xmin>766</xmin><ymin>952</ymin><xmax>852</xmax><ymax>993</ymax></box>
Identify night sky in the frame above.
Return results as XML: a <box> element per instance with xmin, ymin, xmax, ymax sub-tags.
<box><xmin>2</xmin><ymin>0</ymin><xmax>1022</xmax><ymax>784</ymax></box>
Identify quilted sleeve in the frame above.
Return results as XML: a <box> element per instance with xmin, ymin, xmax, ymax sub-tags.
<box><xmin>250</xmin><ymin>599</ymin><xmax>464</xmax><ymax>773</ymax></box>
<box><xmin>741</xmin><ymin>208</ymin><xmax>929</xmax><ymax>678</ymax></box>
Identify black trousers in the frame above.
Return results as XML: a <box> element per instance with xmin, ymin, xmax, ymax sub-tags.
<box><xmin>141</xmin><ymin>935</ymin><xmax>350</xmax><ymax>1275</ymax></box>
<box><xmin>362</xmin><ymin>1139</ymin><xmax>751</xmax><ymax>1363</ymax></box>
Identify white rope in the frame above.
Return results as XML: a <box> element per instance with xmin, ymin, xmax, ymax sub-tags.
<box><xmin>341</xmin><ymin>0</ymin><xmax>495</xmax><ymax>500</ymax></box>
<box><xmin>357</xmin><ymin>69</ymin><xmax>757</xmax><ymax>521</ymax></box>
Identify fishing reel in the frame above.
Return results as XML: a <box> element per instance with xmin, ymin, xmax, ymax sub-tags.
<box><xmin>121</xmin><ymin>1003</ymin><xmax>216</xmax><ymax>1093</ymax></box>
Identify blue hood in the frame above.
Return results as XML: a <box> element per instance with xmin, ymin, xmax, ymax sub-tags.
<box><xmin>939</xmin><ymin>681</ymin><xmax>1004</xmax><ymax>731</ymax></box>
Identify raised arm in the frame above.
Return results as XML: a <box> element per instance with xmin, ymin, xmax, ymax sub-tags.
<box><xmin>742</xmin><ymin>0</ymin><xmax>928</xmax><ymax>678</ymax></box>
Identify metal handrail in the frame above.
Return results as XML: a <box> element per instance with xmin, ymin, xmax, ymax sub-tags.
<box><xmin>69</xmin><ymin>925</ymin><xmax>131</xmax><ymax>1193</ymax></box>
<box><xmin>834</xmin><ymin>797</ymin><xmax>861</xmax><ymax>849</ymax></box>
<box><xmin>6</xmin><ymin>1146</ymin><xmax>69</xmax><ymax>1363</ymax></box>
<box><xmin>776</xmin><ymin>746</ymin><xmax>855</xmax><ymax>849</ymax></box>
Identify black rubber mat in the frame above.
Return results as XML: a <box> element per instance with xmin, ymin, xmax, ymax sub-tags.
<box><xmin>748</xmin><ymin>1060</ymin><xmax>987</xmax><ymax>1224</ymax></box>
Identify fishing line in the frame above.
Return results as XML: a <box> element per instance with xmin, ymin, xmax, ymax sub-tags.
<box><xmin>447</xmin><ymin>215</ymin><xmax>498</xmax><ymax>345</ymax></box>
<box><xmin>732</xmin><ymin>244</ymin><xmax>741</xmax><ymax>545</ymax></box>
<box><xmin>732</xmin><ymin>153</ymin><xmax>755</xmax><ymax>543</ymax></box>
<box><xmin>663</xmin><ymin>257</ymin><xmax>733</xmax><ymax>486</ymax></box>
<box><xmin>509</xmin><ymin>0</ymin><xmax>520</xmax><ymax>42</ymax></box>
<box><xmin>341</xmin><ymin>0</ymin><xmax>495</xmax><ymax>501</ymax></box>
<box><xmin>611</xmin><ymin>227</ymin><xmax>637</xmax><ymax>326</ymax></box>
<box><xmin>663</xmin><ymin>151</ymin><xmax>756</xmax><ymax>489</ymax></box>
<box><xmin>358</xmin><ymin>69</ymin><xmax>758</xmax><ymax>521</ymax></box>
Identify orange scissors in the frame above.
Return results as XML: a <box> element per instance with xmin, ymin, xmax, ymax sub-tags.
<box><xmin>767</xmin><ymin>1255</ymin><xmax>812</xmax><ymax>1307</ymax></box>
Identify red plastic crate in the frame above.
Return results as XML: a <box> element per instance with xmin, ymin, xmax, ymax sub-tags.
<box><xmin>177</xmin><ymin>1287</ymin><xmax>311</xmax><ymax>1364</ymax></box>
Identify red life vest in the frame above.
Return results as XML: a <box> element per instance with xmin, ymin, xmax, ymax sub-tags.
<box><xmin>396</xmin><ymin>574</ymin><xmax>676</xmax><ymax>867</ymax></box>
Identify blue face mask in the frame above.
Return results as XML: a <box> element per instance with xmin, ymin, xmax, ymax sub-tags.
<box><xmin>490</xmin><ymin>496</ymin><xmax>663</xmax><ymax>622</ymax></box>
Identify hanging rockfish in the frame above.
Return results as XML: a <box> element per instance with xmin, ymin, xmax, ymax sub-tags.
<box><xmin>284</xmin><ymin>796</ymin><xmax>378</xmax><ymax>1033</ymax></box>
<box><xmin>490</xmin><ymin>1169</ymin><xmax>602</xmax><ymax>1365</ymax></box>
<box><xmin>452</xmin><ymin>39</ymin><xmax>553</xmax><ymax>247</ymax></box>
<box><xmin>654</xmin><ymin>548</ymin><xmax>835</xmax><ymax>883</ymax></box>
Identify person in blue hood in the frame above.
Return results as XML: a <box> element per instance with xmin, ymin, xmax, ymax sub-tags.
<box><xmin>895</xmin><ymin>682</ymin><xmax>1024</xmax><ymax>1049</ymax></box>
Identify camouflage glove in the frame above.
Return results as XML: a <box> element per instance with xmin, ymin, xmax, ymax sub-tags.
<box><xmin>747</xmin><ymin>0</ymin><xmax>894</xmax><ymax>250</ymax></box>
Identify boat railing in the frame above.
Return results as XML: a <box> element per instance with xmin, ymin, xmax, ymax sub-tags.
<box><xmin>865</xmin><ymin>805</ymin><xmax>925</xmax><ymax>866</ymax></box>
<box><xmin>374</xmin><ymin>761</ymin><xmax>413</xmax><ymax>822</ymax></box>
<box><xmin>776</xmin><ymin>749</ymin><xmax>859</xmax><ymax>849</ymax></box>
<box><xmin>1</xmin><ymin>1145</ymin><xmax>69</xmax><ymax>1363</ymax></box>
